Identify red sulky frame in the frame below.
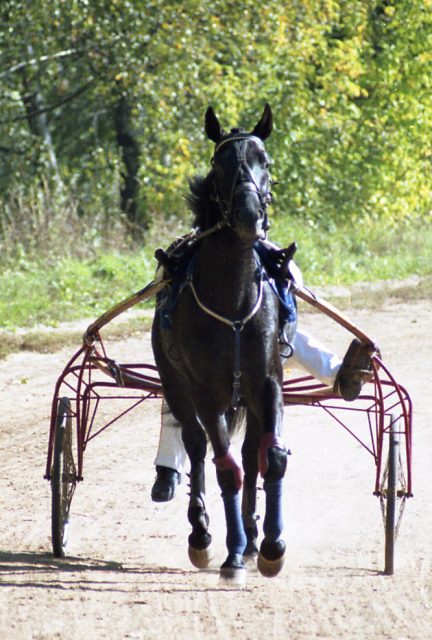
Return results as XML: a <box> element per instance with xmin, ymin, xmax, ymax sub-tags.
<box><xmin>44</xmin><ymin>279</ymin><xmax>413</xmax><ymax>573</ymax></box>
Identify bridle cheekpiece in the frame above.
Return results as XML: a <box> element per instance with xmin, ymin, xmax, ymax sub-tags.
<box><xmin>210</xmin><ymin>134</ymin><xmax>272</xmax><ymax>234</ymax></box>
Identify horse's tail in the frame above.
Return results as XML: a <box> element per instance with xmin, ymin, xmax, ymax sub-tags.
<box><xmin>226</xmin><ymin>406</ymin><xmax>247</xmax><ymax>436</ymax></box>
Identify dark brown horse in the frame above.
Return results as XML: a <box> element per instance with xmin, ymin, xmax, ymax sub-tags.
<box><xmin>152</xmin><ymin>105</ymin><xmax>292</xmax><ymax>580</ymax></box>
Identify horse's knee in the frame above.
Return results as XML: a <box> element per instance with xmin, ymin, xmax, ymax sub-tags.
<box><xmin>264</xmin><ymin>446</ymin><xmax>288</xmax><ymax>482</ymax></box>
<box><xmin>213</xmin><ymin>448</ymin><xmax>243</xmax><ymax>494</ymax></box>
<box><xmin>259</xmin><ymin>434</ymin><xmax>288</xmax><ymax>481</ymax></box>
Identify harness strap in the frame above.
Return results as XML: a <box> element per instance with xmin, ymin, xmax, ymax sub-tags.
<box><xmin>188</xmin><ymin>275</ymin><xmax>263</xmax><ymax>328</ymax></box>
<box><xmin>188</xmin><ymin>275</ymin><xmax>264</xmax><ymax>408</ymax></box>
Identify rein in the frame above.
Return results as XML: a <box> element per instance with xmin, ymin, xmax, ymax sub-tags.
<box><xmin>188</xmin><ymin>273</ymin><xmax>264</xmax><ymax>408</ymax></box>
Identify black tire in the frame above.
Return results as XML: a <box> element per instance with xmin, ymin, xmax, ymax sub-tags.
<box><xmin>384</xmin><ymin>415</ymin><xmax>399</xmax><ymax>575</ymax></box>
<box><xmin>51</xmin><ymin>397</ymin><xmax>76</xmax><ymax>558</ymax></box>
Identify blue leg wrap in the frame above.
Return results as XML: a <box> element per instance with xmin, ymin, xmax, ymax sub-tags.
<box><xmin>263</xmin><ymin>479</ymin><xmax>283</xmax><ymax>543</ymax></box>
<box><xmin>223</xmin><ymin>492</ymin><xmax>247</xmax><ymax>557</ymax></box>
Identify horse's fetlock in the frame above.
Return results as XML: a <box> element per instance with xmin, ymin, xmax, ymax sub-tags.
<box><xmin>188</xmin><ymin>531</ymin><xmax>212</xmax><ymax>551</ymax></box>
<box><xmin>188</xmin><ymin>494</ymin><xmax>209</xmax><ymax>532</ymax></box>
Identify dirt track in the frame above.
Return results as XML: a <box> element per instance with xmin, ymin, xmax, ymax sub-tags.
<box><xmin>0</xmin><ymin>299</ymin><xmax>431</xmax><ymax>640</ymax></box>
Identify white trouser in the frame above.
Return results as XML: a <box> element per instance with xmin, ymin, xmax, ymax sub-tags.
<box><xmin>290</xmin><ymin>329</ymin><xmax>342</xmax><ymax>386</ymax></box>
<box><xmin>154</xmin><ymin>329</ymin><xmax>342</xmax><ymax>472</ymax></box>
<box><xmin>155</xmin><ymin>400</ymin><xmax>188</xmax><ymax>470</ymax></box>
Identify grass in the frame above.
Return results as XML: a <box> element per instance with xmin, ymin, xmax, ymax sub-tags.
<box><xmin>0</xmin><ymin>212</ymin><xmax>431</xmax><ymax>360</ymax></box>
<box><xmin>270</xmin><ymin>214</ymin><xmax>432</xmax><ymax>286</ymax></box>
<box><xmin>0</xmin><ymin>250</ymin><xmax>156</xmax><ymax>329</ymax></box>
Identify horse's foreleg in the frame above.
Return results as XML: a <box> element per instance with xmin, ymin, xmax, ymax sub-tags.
<box><xmin>193</xmin><ymin>399</ymin><xmax>247</xmax><ymax>579</ymax></box>
<box><xmin>258</xmin><ymin>433</ymin><xmax>287</xmax><ymax>576</ymax></box>
<box><xmin>213</xmin><ymin>448</ymin><xmax>247</xmax><ymax>577</ymax></box>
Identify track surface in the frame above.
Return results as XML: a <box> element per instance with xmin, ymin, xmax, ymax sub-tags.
<box><xmin>0</xmin><ymin>301</ymin><xmax>430</xmax><ymax>639</ymax></box>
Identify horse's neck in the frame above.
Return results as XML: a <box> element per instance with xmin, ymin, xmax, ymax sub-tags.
<box><xmin>194</xmin><ymin>231</ymin><xmax>258</xmax><ymax>315</ymax></box>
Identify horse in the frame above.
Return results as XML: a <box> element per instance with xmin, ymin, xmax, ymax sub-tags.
<box><xmin>152</xmin><ymin>104</ymin><xmax>293</xmax><ymax>580</ymax></box>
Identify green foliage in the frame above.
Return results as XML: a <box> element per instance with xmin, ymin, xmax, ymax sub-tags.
<box><xmin>1</xmin><ymin>216</ymin><xmax>431</xmax><ymax>330</ymax></box>
<box><xmin>0</xmin><ymin>249</ymin><xmax>155</xmax><ymax>328</ymax></box>
<box><xmin>1</xmin><ymin>0</ymin><xmax>431</xmax><ymax>231</ymax></box>
<box><xmin>1</xmin><ymin>0</ymin><xmax>431</xmax><ymax>335</ymax></box>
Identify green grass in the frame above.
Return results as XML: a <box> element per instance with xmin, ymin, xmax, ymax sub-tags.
<box><xmin>270</xmin><ymin>215</ymin><xmax>432</xmax><ymax>286</ymax></box>
<box><xmin>0</xmin><ymin>216</ymin><xmax>431</xmax><ymax>337</ymax></box>
<box><xmin>0</xmin><ymin>250</ymin><xmax>156</xmax><ymax>329</ymax></box>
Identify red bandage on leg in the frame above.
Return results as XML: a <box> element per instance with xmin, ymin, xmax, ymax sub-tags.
<box><xmin>259</xmin><ymin>433</ymin><xmax>285</xmax><ymax>478</ymax></box>
<box><xmin>213</xmin><ymin>448</ymin><xmax>243</xmax><ymax>491</ymax></box>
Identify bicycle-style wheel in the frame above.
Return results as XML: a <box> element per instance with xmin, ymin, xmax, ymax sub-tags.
<box><xmin>51</xmin><ymin>397</ymin><xmax>77</xmax><ymax>557</ymax></box>
<box><xmin>380</xmin><ymin>414</ymin><xmax>401</xmax><ymax>575</ymax></box>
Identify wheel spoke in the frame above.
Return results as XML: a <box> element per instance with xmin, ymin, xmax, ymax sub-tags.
<box><xmin>51</xmin><ymin>398</ymin><xmax>77</xmax><ymax>557</ymax></box>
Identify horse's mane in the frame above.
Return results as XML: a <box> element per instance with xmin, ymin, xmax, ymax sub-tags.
<box><xmin>186</xmin><ymin>174</ymin><xmax>220</xmax><ymax>230</ymax></box>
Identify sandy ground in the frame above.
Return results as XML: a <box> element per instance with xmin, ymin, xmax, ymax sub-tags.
<box><xmin>0</xmin><ymin>298</ymin><xmax>430</xmax><ymax>640</ymax></box>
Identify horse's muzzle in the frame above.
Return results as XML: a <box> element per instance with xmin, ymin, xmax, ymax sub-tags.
<box><xmin>232</xmin><ymin>184</ymin><xmax>266</xmax><ymax>243</ymax></box>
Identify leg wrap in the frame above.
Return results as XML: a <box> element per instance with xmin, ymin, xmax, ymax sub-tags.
<box><xmin>222</xmin><ymin>493</ymin><xmax>247</xmax><ymax>557</ymax></box>
<box><xmin>213</xmin><ymin>448</ymin><xmax>243</xmax><ymax>493</ymax></box>
<box><xmin>263</xmin><ymin>478</ymin><xmax>284</xmax><ymax>542</ymax></box>
<box><xmin>259</xmin><ymin>433</ymin><xmax>288</xmax><ymax>481</ymax></box>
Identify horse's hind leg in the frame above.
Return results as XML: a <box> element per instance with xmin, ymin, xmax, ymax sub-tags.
<box><xmin>256</xmin><ymin>377</ymin><xmax>288</xmax><ymax>577</ymax></box>
<box><xmin>155</xmin><ymin>362</ymin><xmax>212</xmax><ymax>568</ymax></box>
<box><xmin>181</xmin><ymin>423</ymin><xmax>213</xmax><ymax>569</ymax></box>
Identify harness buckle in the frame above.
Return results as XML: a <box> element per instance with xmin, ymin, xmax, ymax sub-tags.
<box><xmin>232</xmin><ymin>320</ymin><xmax>244</xmax><ymax>332</ymax></box>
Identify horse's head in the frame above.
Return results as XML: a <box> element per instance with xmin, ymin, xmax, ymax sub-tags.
<box><xmin>205</xmin><ymin>104</ymin><xmax>273</xmax><ymax>245</ymax></box>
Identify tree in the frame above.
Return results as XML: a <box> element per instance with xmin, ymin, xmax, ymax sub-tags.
<box><xmin>0</xmin><ymin>0</ymin><xmax>430</xmax><ymax>247</ymax></box>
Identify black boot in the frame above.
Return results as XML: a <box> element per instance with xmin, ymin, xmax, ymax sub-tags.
<box><xmin>334</xmin><ymin>338</ymin><xmax>377</xmax><ymax>401</ymax></box>
<box><xmin>151</xmin><ymin>466</ymin><xmax>181</xmax><ymax>502</ymax></box>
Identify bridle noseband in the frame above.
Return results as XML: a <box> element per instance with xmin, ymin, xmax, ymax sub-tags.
<box><xmin>210</xmin><ymin>135</ymin><xmax>272</xmax><ymax>233</ymax></box>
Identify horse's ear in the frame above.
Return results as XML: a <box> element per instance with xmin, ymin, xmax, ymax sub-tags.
<box><xmin>250</xmin><ymin>103</ymin><xmax>273</xmax><ymax>141</ymax></box>
<box><xmin>205</xmin><ymin>106</ymin><xmax>224</xmax><ymax>143</ymax></box>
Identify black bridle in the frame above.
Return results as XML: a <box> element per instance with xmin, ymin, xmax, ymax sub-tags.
<box><xmin>210</xmin><ymin>135</ymin><xmax>272</xmax><ymax>235</ymax></box>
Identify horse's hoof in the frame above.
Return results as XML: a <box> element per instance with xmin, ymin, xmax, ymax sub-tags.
<box><xmin>220</xmin><ymin>554</ymin><xmax>246</xmax><ymax>584</ymax></box>
<box><xmin>257</xmin><ymin>539</ymin><xmax>286</xmax><ymax>578</ymax></box>
<box><xmin>257</xmin><ymin>552</ymin><xmax>285</xmax><ymax>577</ymax></box>
<box><xmin>219</xmin><ymin>566</ymin><xmax>247</xmax><ymax>585</ymax></box>
<box><xmin>188</xmin><ymin>544</ymin><xmax>213</xmax><ymax>569</ymax></box>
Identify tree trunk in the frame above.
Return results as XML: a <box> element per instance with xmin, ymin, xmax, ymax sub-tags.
<box><xmin>113</xmin><ymin>92</ymin><xmax>147</xmax><ymax>240</ymax></box>
<box><xmin>20</xmin><ymin>45</ymin><xmax>63</xmax><ymax>191</ymax></box>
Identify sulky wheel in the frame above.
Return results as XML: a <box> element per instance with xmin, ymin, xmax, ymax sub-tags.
<box><xmin>51</xmin><ymin>397</ymin><xmax>77</xmax><ymax>558</ymax></box>
<box><xmin>381</xmin><ymin>414</ymin><xmax>400</xmax><ymax>575</ymax></box>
